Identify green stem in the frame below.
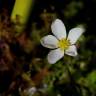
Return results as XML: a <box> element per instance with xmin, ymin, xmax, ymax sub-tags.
<box><xmin>65</xmin><ymin>63</ymin><xmax>83</xmax><ymax>96</ymax></box>
<box><xmin>11</xmin><ymin>0</ymin><xmax>34</xmax><ymax>32</ymax></box>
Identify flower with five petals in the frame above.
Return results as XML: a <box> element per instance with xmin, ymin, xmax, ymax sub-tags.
<box><xmin>41</xmin><ymin>19</ymin><xmax>84</xmax><ymax>64</ymax></box>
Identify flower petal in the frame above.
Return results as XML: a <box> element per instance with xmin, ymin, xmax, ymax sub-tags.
<box><xmin>40</xmin><ymin>35</ymin><xmax>58</xmax><ymax>49</ymax></box>
<box><xmin>47</xmin><ymin>48</ymin><xmax>64</xmax><ymax>64</ymax></box>
<box><xmin>65</xmin><ymin>45</ymin><xmax>77</xmax><ymax>56</ymax></box>
<box><xmin>68</xmin><ymin>27</ymin><xmax>84</xmax><ymax>44</ymax></box>
<box><xmin>51</xmin><ymin>19</ymin><xmax>66</xmax><ymax>40</ymax></box>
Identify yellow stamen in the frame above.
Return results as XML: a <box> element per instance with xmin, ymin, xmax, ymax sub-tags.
<box><xmin>58</xmin><ymin>38</ymin><xmax>70</xmax><ymax>51</ymax></box>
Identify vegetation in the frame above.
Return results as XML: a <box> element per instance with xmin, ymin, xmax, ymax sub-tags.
<box><xmin>0</xmin><ymin>0</ymin><xmax>96</xmax><ymax>96</ymax></box>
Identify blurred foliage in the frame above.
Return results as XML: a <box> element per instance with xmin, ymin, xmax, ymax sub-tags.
<box><xmin>0</xmin><ymin>0</ymin><xmax>96</xmax><ymax>96</ymax></box>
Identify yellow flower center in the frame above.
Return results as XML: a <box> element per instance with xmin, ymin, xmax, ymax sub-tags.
<box><xmin>58</xmin><ymin>38</ymin><xmax>70</xmax><ymax>51</ymax></box>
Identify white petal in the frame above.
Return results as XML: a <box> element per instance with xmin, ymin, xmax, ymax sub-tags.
<box><xmin>65</xmin><ymin>45</ymin><xmax>78</xmax><ymax>56</ymax></box>
<box><xmin>68</xmin><ymin>27</ymin><xmax>84</xmax><ymax>44</ymax></box>
<box><xmin>51</xmin><ymin>19</ymin><xmax>66</xmax><ymax>40</ymax></box>
<box><xmin>47</xmin><ymin>48</ymin><xmax>64</xmax><ymax>64</ymax></box>
<box><xmin>40</xmin><ymin>35</ymin><xmax>58</xmax><ymax>49</ymax></box>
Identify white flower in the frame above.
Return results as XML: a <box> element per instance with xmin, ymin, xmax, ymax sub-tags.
<box><xmin>40</xmin><ymin>19</ymin><xmax>84</xmax><ymax>64</ymax></box>
<box><xmin>24</xmin><ymin>87</ymin><xmax>37</xmax><ymax>96</ymax></box>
